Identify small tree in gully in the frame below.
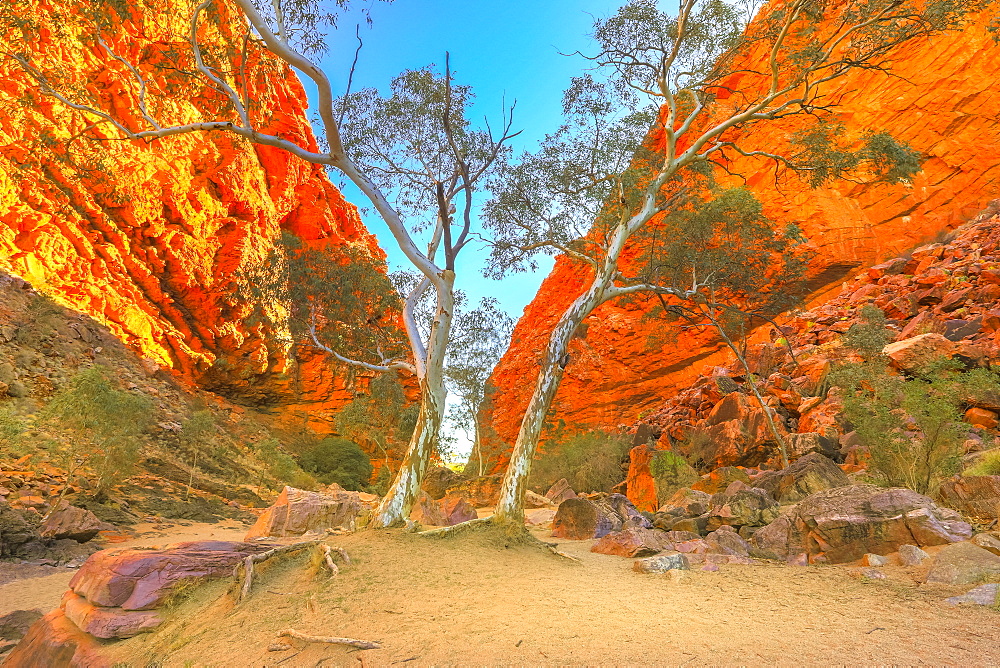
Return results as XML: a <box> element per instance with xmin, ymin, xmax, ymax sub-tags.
<box><xmin>3</xmin><ymin>0</ymin><xmax>518</xmax><ymax>527</ymax></box>
<box><xmin>481</xmin><ymin>0</ymin><xmax>987</xmax><ymax>528</ymax></box>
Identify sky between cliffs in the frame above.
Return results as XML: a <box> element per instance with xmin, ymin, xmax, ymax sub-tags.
<box><xmin>313</xmin><ymin>0</ymin><xmax>634</xmax><ymax>318</ymax></box>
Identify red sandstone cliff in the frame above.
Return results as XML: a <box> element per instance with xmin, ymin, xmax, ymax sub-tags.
<box><xmin>484</xmin><ymin>5</ymin><xmax>1000</xmax><ymax>468</ymax></box>
<box><xmin>0</xmin><ymin>0</ymin><xmax>383</xmax><ymax>431</ymax></box>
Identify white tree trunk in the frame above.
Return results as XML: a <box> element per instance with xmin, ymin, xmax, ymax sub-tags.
<box><xmin>370</xmin><ymin>271</ymin><xmax>455</xmax><ymax>528</ymax></box>
<box><xmin>492</xmin><ymin>279</ymin><xmax>608</xmax><ymax>525</ymax></box>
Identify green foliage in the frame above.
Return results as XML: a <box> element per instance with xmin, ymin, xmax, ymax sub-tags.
<box><xmin>299</xmin><ymin>437</ymin><xmax>372</xmax><ymax>490</ymax></box>
<box><xmin>529</xmin><ymin>430</ymin><xmax>631</xmax><ymax>494</ymax></box>
<box><xmin>253</xmin><ymin>437</ymin><xmax>314</xmax><ymax>490</ymax></box>
<box><xmin>336</xmin><ymin>373</ymin><xmax>417</xmax><ymax>464</ymax></box>
<box><xmin>44</xmin><ymin>366</ymin><xmax>153</xmax><ymax>495</ymax></box>
<box><xmin>650</xmin><ymin>449</ymin><xmax>699</xmax><ymax>499</ymax></box>
<box><xmin>240</xmin><ymin>234</ymin><xmax>408</xmax><ymax>374</ymax></box>
<box><xmin>966</xmin><ymin>448</ymin><xmax>1000</xmax><ymax>476</ymax></box>
<box><xmin>791</xmin><ymin>123</ymin><xmax>923</xmax><ymax>188</ymax></box>
<box><xmin>0</xmin><ymin>405</ymin><xmax>26</xmax><ymax>457</ymax></box>
<box><xmin>831</xmin><ymin>329</ymin><xmax>1000</xmax><ymax>493</ymax></box>
<box><xmin>842</xmin><ymin>305</ymin><xmax>893</xmax><ymax>361</ymax></box>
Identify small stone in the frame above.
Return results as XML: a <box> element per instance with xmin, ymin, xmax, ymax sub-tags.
<box><xmin>945</xmin><ymin>583</ymin><xmax>1000</xmax><ymax>606</ymax></box>
<box><xmin>898</xmin><ymin>544</ymin><xmax>931</xmax><ymax>566</ymax></box>
<box><xmin>972</xmin><ymin>533</ymin><xmax>1000</xmax><ymax>557</ymax></box>
<box><xmin>633</xmin><ymin>551</ymin><xmax>689</xmax><ymax>574</ymax></box>
<box><xmin>268</xmin><ymin>642</ymin><xmax>292</xmax><ymax>652</ymax></box>
<box><xmin>861</xmin><ymin>553</ymin><xmax>888</xmax><ymax>567</ymax></box>
<box><xmin>849</xmin><ymin>567</ymin><xmax>887</xmax><ymax>580</ymax></box>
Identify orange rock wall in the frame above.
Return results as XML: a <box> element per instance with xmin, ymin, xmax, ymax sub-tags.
<box><xmin>485</xmin><ymin>5</ymin><xmax>1000</xmax><ymax>467</ymax></box>
<box><xmin>0</xmin><ymin>0</ymin><xmax>382</xmax><ymax>428</ymax></box>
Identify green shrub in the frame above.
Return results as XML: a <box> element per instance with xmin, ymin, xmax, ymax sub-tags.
<box><xmin>966</xmin><ymin>448</ymin><xmax>1000</xmax><ymax>477</ymax></box>
<box><xmin>0</xmin><ymin>405</ymin><xmax>25</xmax><ymax>457</ymax></box>
<box><xmin>650</xmin><ymin>449</ymin><xmax>699</xmax><ymax>501</ymax></box>
<box><xmin>529</xmin><ymin>430</ymin><xmax>631</xmax><ymax>494</ymax></box>
<box><xmin>299</xmin><ymin>437</ymin><xmax>372</xmax><ymax>490</ymax></box>
<box><xmin>44</xmin><ymin>366</ymin><xmax>153</xmax><ymax>496</ymax></box>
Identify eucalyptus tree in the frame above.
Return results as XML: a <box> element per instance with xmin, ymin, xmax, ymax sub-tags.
<box><xmin>481</xmin><ymin>0</ymin><xmax>986</xmax><ymax>527</ymax></box>
<box><xmin>3</xmin><ymin>0</ymin><xmax>518</xmax><ymax>527</ymax></box>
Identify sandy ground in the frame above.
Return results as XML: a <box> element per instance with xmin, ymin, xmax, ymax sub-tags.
<box><xmin>0</xmin><ymin>519</ymin><xmax>251</xmax><ymax>617</ymax></box>
<box><xmin>92</xmin><ymin>524</ymin><xmax>1000</xmax><ymax>667</ymax></box>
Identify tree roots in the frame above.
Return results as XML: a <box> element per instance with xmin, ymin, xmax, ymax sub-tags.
<box><xmin>233</xmin><ymin>541</ymin><xmax>320</xmax><ymax>603</ymax></box>
<box><xmin>278</xmin><ymin>628</ymin><xmax>381</xmax><ymax>650</ymax></box>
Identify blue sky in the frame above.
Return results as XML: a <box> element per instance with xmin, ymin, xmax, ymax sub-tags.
<box><xmin>311</xmin><ymin>0</ymin><xmax>635</xmax><ymax>318</ymax></box>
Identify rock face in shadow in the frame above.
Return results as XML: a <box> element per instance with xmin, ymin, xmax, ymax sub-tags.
<box><xmin>244</xmin><ymin>486</ymin><xmax>362</xmax><ymax>539</ymax></box>
<box><xmin>752</xmin><ymin>485</ymin><xmax>972</xmax><ymax>564</ymax></box>
<box><xmin>753</xmin><ymin>454</ymin><xmax>850</xmax><ymax>504</ymax></box>
<box><xmin>937</xmin><ymin>475</ymin><xmax>1000</xmax><ymax>522</ymax></box>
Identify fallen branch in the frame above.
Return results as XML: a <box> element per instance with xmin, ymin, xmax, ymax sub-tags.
<box><xmin>234</xmin><ymin>541</ymin><xmax>320</xmax><ymax>602</ymax></box>
<box><xmin>544</xmin><ymin>543</ymin><xmax>583</xmax><ymax>564</ymax></box>
<box><xmin>278</xmin><ymin>628</ymin><xmax>382</xmax><ymax>650</ymax></box>
<box><xmin>321</xmin><ymin>545</ymin><xmax>339</xmax><ymax>576</ymax></box>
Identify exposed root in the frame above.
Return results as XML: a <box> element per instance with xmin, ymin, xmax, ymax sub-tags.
<box><xmin>234</xmin><ymin>541</ymin><xmax>320</xmax><ymax>603</ymax></box>
<box><xmin>543</xmin><ymin>542</ymin><xmax>583</xmax><ymax>564</ymax></box>
<box><xmin>319</xmin><ymin>545</ymin><xmax>351</xmax><ymax>575</ymax></box>
<box><xmin>418</xmin><ymin>516</ymin><xmax>492</xmax><ymax>538</ymax></box>
<box><xmin>278</xmin><ymin>628</ymin><xmax>382</xmax><ymax>650</ymax></box>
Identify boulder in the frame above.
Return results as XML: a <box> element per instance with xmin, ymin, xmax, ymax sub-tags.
<box><xmin>786</xmin><ymin>433</ymin><xmax>841</xmax><ymax>461</ymax></box>
<box><xmin>551</xmin><ymin>494</ymin><xmax>647</xmax><ymax>540</ymax></box>
<box><xmin>438</xmin><ymin>495</ymin><xmax>477</xmax><ymax>525</ymax></box>
<box><xmin>544</xmin><ymin>479</ymin><xmax>578</xmax><ymax>505</ymax></box>
<box><xmin>445</xmin><ymin>475</ymin><xmax>503</xmax><ymax>507</ymax></box>
<box><xmin>524</xmin><ymin>509</ymin><xmax>556</xmax><ymax>527</ymax></box>
<box><xmin>633</xmin><ymin>552</ymin><xmax>689</xmax><ymax>574</ymax></box>
<box><xmin>937</xmin><ymin>475</ymin><xmax>1000</xmax><ymax>522</ymax></box>
<box><xmin>0</xmin><ymin>500</ymin><xmax>41</xmax><ymax>558</ymax></box>
<box><xmin>946</xmin><ymin>583</ymin><xmax>1000</xmax><ymax>606</ymax></box>
<box><xmin>39</xmin><ymin>502</ymin><xmax>113</xmax><ymax>542</ymax></box>
<box><xmin>590</xmin><ymin>527</ymin><xmax>674</xmax><ymax>558</ymax></box>
<box><xmin>898</xmin><ymin>544</ymin><xmax>931</xmax><ymax>566</ymax></box>
<box><xmin>882</xmin><ymin>333</ymin><xmax>955</xmax><ymax>373</ymax></box>
<box><xmin>704</xmin><ymin>527</ymin><xmax>751</xmax><ymax>557</ymax></box>
<box><xmin>0</xmin><ymin>609</ymin><xmax>43</xmax><ymax>643</ymax></box>
<box><xmin>1</xmin><ymin>609</ymin><xmax>109</xmax><ymax>668</ymax></box>
<box><xmin>245</xmin><ymin>486</ymin><xmax>361</xmax><ymax>539</ymax></box>
<box><xmin>410</xmin><ymin>491</ymin><xmax>448</xmax><ymax>526</ymax></box>
<box><xmin>525</xmin><ymin>491</ymin><xmax>551</xmax><ymax>509</ymax></box>
<box><xmin>69</xmin><ymin>541</ymin><xmax>273</xmax><ymax>610</ymax></box>
<box><xmin>753</xmin><ymin>453</ymin><xmax>850</xmax><ymax>503</ymax></box>
<box><xmin>707</xmin><ymin>482</ymin><xmax>779</xmax><ymax>529</ymax></box>
<box><xmin>752</xmin><ymin>485</ymin><xmax>972</xmax><ymax>564</ymax></box>
<box><xmin>421</xmin><ymin>466</ymin><xmax>462</xmax><ymax>500</ymax></box>
<box><xmin>972</xmin><ymin>532</ymin><xmax>1000</xmax><ymax>556</ymax></box>
<box><xmin>965</xmin><ymin>407</ymin><xmax>999</xmax><ymax>430</ymax></box>
<box><xmin>692</xmin><ymin>467</ymin><xmax>750</xmax><ymax>494</ymax></box>
<box><xmin>61</xmin><ymin>591</ymin><xmax>161</xmax><ymax>639</ymax></box>
<box><xmin>659</xmin><ymin>487</ymin><xmax>711</xmax><ymax>516</ymax></box>
<box><xmin>925</xmin><ymin>541</ymin><xmax>1000</xmax><ymax>585</ymax></box>
<box><xmin>625</xmin><ymin>444</ymin><xmax>658</xmax><ymax>513</ymax></box>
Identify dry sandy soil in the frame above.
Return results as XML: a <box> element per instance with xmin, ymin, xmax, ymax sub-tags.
<box><xmin>50</xmin><ymin>523</ymin><xmax>994</xmax><ymax>667</ymax></box>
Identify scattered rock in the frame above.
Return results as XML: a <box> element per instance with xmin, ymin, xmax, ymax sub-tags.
<box><xmin>524</xmin><ymin>509</ymin><xmax>556</xmax><ymax>527</ymax></box>
<box><xmin>633</xmin><ymin>552</ymin><xmax>689</xmax><ymax>574</ymax></box>
<box><xmin>925</xmin><ymin>541</ymin><xmax>1000</xmax><ymax>585</ymax></box>
<box><xmin>704</xmin><ymin>527</ymin><xmax>751</xmax><ymax>557</ymax></box>
<box><xmin>245</xmin><ymin>486</ymin><xmax>361</xmax><ymax>539</ymax></box>
<box><xmin>706</xmin><ymin>482</ymin><xmax>779</xmax><ymax>530</ymax></box>
<box><xmin>69</xmin><ymin>540</ymin><xmax>273</xmax><ymax>610</ymax></box>
<box><xmin>965</xmin><ymin>407</ymin><xmax>999</xmax><ymax>430</ymax></box>
<box><xmin>971</xmin><ymin>532</ymin><xmax>1000</xmax><ymax>556</ymax></box>
<box><xmin>849</xmin><ymin>567</ymin><xmax>887</xmax><ymax>580</ymax></box>
<box><xmin>551</xmin><ymin>494</ymin><xmax>647</xmax><ymax>540</ymax></box>
<box><xmin>0</xmin><ymin>609</ymin><xmax>43</xmax><ymax>642</ymax></box>
<box><xmin>590</xmin><ymin>527</ymin><xmax>674</xmax><ymax>558</ymax></box>
<box><xmin>752</xmin><ymin>485</ymin><xmax>971</xmax><ymax>564</ymax></box>
<box><xmin>898</xmin><ymin>544</ymin><xmax>931</xmax><ymax>566</ymax></box>
<box><xmin>438</xmin><ymin>494</ymin><xmax>477</xmax><ymax>526</ymax></box>
<box><xmin>882</xmin><ymin>333</ymin><xmax>955</xmax><ymax>373</ymax></box>
<box><xmin>525</xmin><ymin>491</ymin><xmax>551</xmax><ymax>509</ymax></box>
<box><xmin>40</xmin><ymin>502</ymin><xmax>114</xmax><ymax>543</ymax></box>
<box><xmin>692</xmin><ymin>467</ymin><xmax>750</xmax><ymax>494</ymax></box>
<box><xmin>1</xmin><ymin>609</ymin><xmax>109</xmax><ymax>667</ymax></box>
<box><xmin>544</xmin><ymin>479</ymin><xmax>577</xmax><ymax>505</ymax></box>
<box><xmin>937</xmin><ymin>475</ymin><xmax>1000</xmax><ymax>522</ymax></box>
<box><xmin>659</xmin><ymin>488</ymin><xmax>711</xmax><ymax>516</ymax></box>
<box><xmin>445</xmin><ymin>475</ymin><xmax>502</xmax><ymax>507</ymax></box>
<box><xmin>421</xmin><ymin>466</ymin><xmax>462</xmax><ymax>500</ymax></box>
<box><xmin>861</xmin><ymin>553</ymin><xmax>888</xmax><ymax>567</ymax></box>
<box><xmin>753</xmin><ymin>453</ymin><xmax>850</xmax><ymax>503</ymax></box>
<box><xmin>945</xmin><ymin>583</ymin><xmax>1000</xmax><ymax>606</ymax></box>
<box><xmin>268</xmin><ymin>642</ymin><xmax>293</xmax><ymax>652</ymax></box>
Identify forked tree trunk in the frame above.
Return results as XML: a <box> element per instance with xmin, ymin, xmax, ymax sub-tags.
<box><xmin>370</xmin><ymin>271</ymin><xmax>455</xmax><ymax>528</ymax></box>
<box><xmin>492</xmin><ymin>281</ymin><xmax>608</xmax><ymax>525</ymax></box>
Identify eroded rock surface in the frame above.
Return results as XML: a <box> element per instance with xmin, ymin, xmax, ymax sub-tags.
<box><xmin>245</xmin><ymin>486</ymin><xmax>361</xmax><ymax>539</ymax></box>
